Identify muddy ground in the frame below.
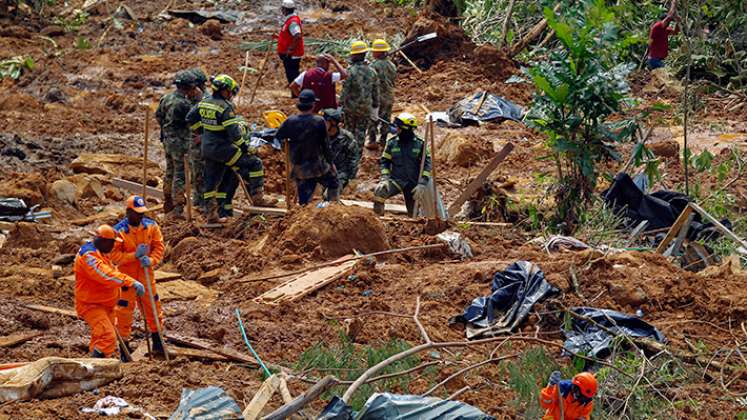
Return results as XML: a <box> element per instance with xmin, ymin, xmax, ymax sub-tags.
<box><xmin>1</xmin><ymin>0</ymin><xmax>746</xmax><ymax>418</ymax></box>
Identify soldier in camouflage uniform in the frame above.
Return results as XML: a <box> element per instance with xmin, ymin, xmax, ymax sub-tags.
<box><xmin>155</xmin><ymin>70</ymin><xmax>201</xmax><ymax>217</ymax></box>
<box><xmin>367</xmin><ymin>39</ymin><xmax>397</xmax><ymax>150</ymax></box>
<box><xmin>322</xmin><ymin>108</ymin><xmax>359</xmax><ymax>197</ymax></box>
<box><xmin>340</xmin><ymin>40</ymin><xmax>379</xmax><ymax>152</ymax></box>
<box><xmin>187</xmin><ymin>68</ymin><xmax>208</xmax><ymax>211</ymax></box>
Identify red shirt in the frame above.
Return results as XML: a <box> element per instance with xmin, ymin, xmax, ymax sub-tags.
<box><xmin>302</xmin><ymin>67</ymin><xmax>337</xmax><ymax>112</ymax></box>
<box><xmin>649</xmin><ymin>21</ymin><xmax>674</xmax><ymax>59</ymax></box>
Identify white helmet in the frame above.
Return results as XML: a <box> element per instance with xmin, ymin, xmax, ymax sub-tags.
<box><xmin>282</xmin><ymin>0</ymin><xmax>296</xmax><ymax>8</ymax></box>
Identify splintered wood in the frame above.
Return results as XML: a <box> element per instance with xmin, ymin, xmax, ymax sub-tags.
<box><xmin>254</xmin><ymin>256</ymin><xmax>358</xmax><ymax>305</ymax></box>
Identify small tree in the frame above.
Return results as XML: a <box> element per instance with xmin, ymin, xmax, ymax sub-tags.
<box><xmin>526</xmin><ymin>0</ymin><xmax>635</xmax><ymax>232</ymax></box>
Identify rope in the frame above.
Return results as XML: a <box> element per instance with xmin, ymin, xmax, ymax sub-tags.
<box><xmin>235</xmin><ymin>308</ymin><xmax>272</xmax><ymax>377</ymax></box>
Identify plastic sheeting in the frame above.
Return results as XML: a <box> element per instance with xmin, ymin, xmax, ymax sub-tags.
<box><xmin>169</xmin><ymin>386</ymin><xmax>242</xmax><ymax>420</ymax></box>
<box><xmin>450</xmin><ymin>261</ymin><xmax>559</xmax><ymax>339</ymax></box>
<box><xmin>447</xmin><ymin>91</ymin><xmax>524</xmax><ymax>126</ymax></box>
<box><xmin>317</xmin><ymin>393</ymin><xmax>494</xmax><ymax>420</ymax></box>
<box><xmin>563</xmin><ymin>307</ymin><xmax>666</xmax><ymax>359</ymax></box>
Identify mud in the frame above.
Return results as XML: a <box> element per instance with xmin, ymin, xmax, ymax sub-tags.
<box><xmin>0</xmin><ymin>0</ymin><xmax>744</xmax><ymax>418</ymax></box>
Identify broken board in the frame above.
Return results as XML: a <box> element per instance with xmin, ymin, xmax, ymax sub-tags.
<box><xmin>157</xmin><ymin>280</ymin><xmax>217</xmax><ymax>302</ymax></box>
<box><xmin>447</xmin><ymin>143</ymin><xmax>514</xmax><ymax>217</ymax></box>
<box><xmin>340</xmin><ymin>199</ymin><xmax>408</xmax><ymax>215</ymax></box>
<box><xmin>255</xmin><ymin>256</ymin><xmax>358</xmax><ymax>305</ymax></box>
<box><xmin>23</xmin><ymin>304</ymin><xmax>76</xmax><ymax>318</ymax></box>
<box><xmin>0</xmin><ymin>332</ymin><xmax>43</xmax><ymax>348</ymax></box>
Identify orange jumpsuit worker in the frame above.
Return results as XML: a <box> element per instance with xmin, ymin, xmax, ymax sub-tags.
<box><xmin>74</xmin><ymin>225</ymin><xmax>145</xmax><ymax>358</ymax></box>
<box><xmin>539</xmin><ymin>371</ymin><xmax>597</xmax><ymax>420</ymax></box>
<box><xmin>111</xmin><ymin>195</ymin><xmax>166</xmax><ymax>357</ymax></box>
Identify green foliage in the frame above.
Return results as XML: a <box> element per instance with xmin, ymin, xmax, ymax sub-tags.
<box><xmin>691</xmin><ymin>149</ymin><xmax>714</xmax><ymax>173</ymax></box>
<box><xmin>55</xmin><ymin>9</ymin><xmax>89</xmax><ymax>33</ymax></box>
<box><xmin>576</xmin><ymin>199</ymin><xmax>629</xmax><ymax>247</ymax></box>
<box><xmin>294</xmin><ymin>332</ymin><xmax>434</xmax><ymax>410</ymax></box>
<box><xmin>526</xmin><ymin>1</ymin><xmax>635</xmax><ymax>231</ymax></box>
<box><xmin>241</xmin><ymin>34</ymin><xmax>405</xmax><ymax>58</ymax></box>
<box><xmin>0</xmin><ymin>56</ymin><xmax>35</xmax><ymax>80</ymax></box>
<box><xmin>75</xmin><ymin>36</ymin><xmax>92</xmax><ymax>50</ymax></box>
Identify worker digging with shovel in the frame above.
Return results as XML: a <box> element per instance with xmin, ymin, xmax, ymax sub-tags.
<box><xmin>110</xmin><ymin>196</ymin><xmax>167</xmax><ymax>359</ymax></box>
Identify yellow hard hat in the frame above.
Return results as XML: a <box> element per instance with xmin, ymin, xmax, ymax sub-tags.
<box><xmin>395</xmin><ymin>112</ymin><xmax>417</xmax><ymax>129</ymax></box>
<box><xmin>371</xmin><ymin>39</ymin><xmax>391</xmax><ymax>52</ymax></box>
<box><xmin>263</xmin><ymin>110</ymin><xmax>288</xmax><ymax>129</ymax></box>
<box><xmin>350</xmin><ymin>40</ymin><xmax>369</xmax><ymax>55</ymax></box>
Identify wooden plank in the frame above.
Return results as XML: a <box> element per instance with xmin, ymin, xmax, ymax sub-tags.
<box><xmin>243</xmin><ymin>374</ymin><xmax>281</xmax><ymax>420</ymax></box>
<box><xmin>0</xmin><ymin>332</ymin><xmax>43</xmax><ymax>348</ymax></box>
<box><xmin>111</xmin><ymin>177</ymin><xmax>287</xmax><ymax>216</ymax></box>
<box><xmin>447</xmin><ymin>143</ymin><xmax>514</xmax><ymax>217</ymax></box>
<box><xmin>655</xmin><ymin>205</ymin><xmax>694</xmax><ymax>254</ymax></box>
<box><xmin>165</xmin><ymin>334</ymin><xmax>258</xmax><ymax>366</ymax></box>
<box><xmin>168</xmin><ymin>346</ymin><xmax>230</xmax><ymax>362</ymax></box>
<box><xmin>340</xmin><ymin>199</ymin><xmax>408</xmax><ymax>215</ymax></box>
<box><xmin>666</xmin><ymin>213</ymin><xmax>695</xmax><ymax>257</ymax></box>
<box><xmin>255</xmin><ymin>257</ymin><xmax>358</xmax><ymax>304</ymax></box>
<box><xmin>23</xmin><ymin>304</ymin><xmax>76</xmax><ymax>318</ymax></box>
<box><xmin>690</xmin><ymin>202</ymin><xmax>747</xmax><ymax>251</ymax></box>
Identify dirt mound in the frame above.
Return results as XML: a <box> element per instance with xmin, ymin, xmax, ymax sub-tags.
<box><xmin>402</xmin><ymin>17</ymin><xmax>473</xmax><ymax>68</ymax></box>
<box><xmin>0</xmin><ymin>172</ymin><xmax>48</xmax><ymax>206</ymax></box>
<box><xmin>439</xmin><ymin>135</ymin><xmax>493</xmax><ymax>167</ymax></box>
<box><xmin>7</xmin><ymin>223</ymin><xmax>52</xmax><ymax>249</ymax></box>
<box><xmin>263</xmin><ymin>204</ymin><xmax>389</xmax><ymax>258</ymax></box>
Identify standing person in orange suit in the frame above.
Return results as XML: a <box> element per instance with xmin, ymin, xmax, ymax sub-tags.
<box><xmin>74</xmin><ymin>225</ymin><xmax>144</xmax><ymax>358</ymax></box>
<box><xmin>111</xmin><ymin>195</ymin><xmax>166</xmax><ymax>358</ymax></box>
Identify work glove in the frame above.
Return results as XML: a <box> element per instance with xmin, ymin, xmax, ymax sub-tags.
<box><xmin>132</xmin><ymin>281</ymin><xmax>145</xmax><ymax>297</ymax></box>
<box><xmin>412</xmin><ymin>184</ymin><xmax>428</xmax><ymax>202</ymax></box>
<box><xmin>370</xmin><ymin>107</ymin><xmax>379</xmax><ymax>121</ymax></box>
<box><xmin>139</xmin><ymin>256</ymin><xmax>152</xmax><ymax>268</ymax></box>
<box><xmin>548</xmin><ymin>370</ymin><xmax>562</xmax><ymax>387</ymax></box>
<box><xmin>374</xmin><ymin>179</ymin><xmax>389</xmax><ymax>196</ymax></box>
<box><xmin>135</xmin><ymin>244</ymin><xmax>149</xmax><ymax>258</ymax></box>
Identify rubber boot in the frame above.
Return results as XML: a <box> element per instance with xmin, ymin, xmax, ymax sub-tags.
<box><xmin>251</xmin><ymin>192</ymin><xmax>278</xmax><ymax>207</ymax></box>
<box><xmin>150</xmin><ymin>332</ymin><xmax>166</xmax><ymax>358</ymax></box>
<box><xmin>204</xmin><ymin>200</ymin><xmax>226</xmax><ymax>224</ymax></box>
<box><xmin>119</xmin><ymin>340</ymin><xmax>132</xmax><ymax>362</ymax></box>
<box><xmin>91</xmin><ymin>348</ymin><xmax>106</xmax><ymax>358</ymax></box>
<box><xmin>163</xmin><ymin>193</ymin><xmax>174</xmax><ymax>214</ymax></box>
<box><xmin>365</xmin><ymin>140</ymin><xmax>379</xmax><ymax>151</ymax></box>
<box><xmin>373</xmin><ymin>201</ymin><xmax>385</xmax><ymax>216</ymax></box>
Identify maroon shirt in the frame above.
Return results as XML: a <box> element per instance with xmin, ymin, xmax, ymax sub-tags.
<box><xmin>301</xmin><ymin>67</ymin><xmax>337</xmax><ymax>113</ymax></box>
<box><xmin>649</xmin><ymin>20</ymin><xmax>676</xmax><ymax>60</ymax></box>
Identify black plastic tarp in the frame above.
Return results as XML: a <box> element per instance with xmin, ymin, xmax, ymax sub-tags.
<box><xmin>603</xmin><ymin>172</ymin><xmax>730</xmax><ymax>241</ymax></box>
<box><xmin>563</xmin><ymin>307</ymin><xmax>666</xmax><ymax>359</ymax></box>
<box><xmin>317</xmin><ymin>393</ymin><xmax>494</xmax><ymax>420</ymax></box>
<box><xmin>447</xmin><ymin>91</ymin><xmax>524</xmax><ymax>126</ymax></box>
<box><xmin>450</xmin><ymin>261</ymin><xmax>559</xmax><ymax>339</ymax></box>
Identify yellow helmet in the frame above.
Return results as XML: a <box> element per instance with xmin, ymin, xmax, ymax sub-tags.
<box><xmin>394</xmin><ymin>112</ymin><xmax>417</xmax><ymax>129</ymax></box>
<box><xmin>263</xmin><ymin>110</ymin><xmax>288</xmax><ymax>129</ymax></box>
<box><xmin>371</xmin><ymin>39</ymin><xmax>391</xmax><ymax>52</ymax></box>
<box><xmin>211</xmin><ymin>74</ymin><xmax>238</xmax><ymax>94</ymax></box>
<box><xmin>350</xmin><ymin>40</ymin><xmax>369</xmax><ymax>55</ymax></box>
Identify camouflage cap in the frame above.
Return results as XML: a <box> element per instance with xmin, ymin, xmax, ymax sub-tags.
<box><xmin>174</xmin><ymin>70</ymin><xmax>196</xmax><ymax>87</ymax></box>
<box><xmin>322</xmin><ymin>107</ymin><xmax>343</xmax><ymax>123</ymax></box>
<box><xmin>188</xmin><ymin>68</ymin><xmax>208</xmax><ymax>87</ymax></box>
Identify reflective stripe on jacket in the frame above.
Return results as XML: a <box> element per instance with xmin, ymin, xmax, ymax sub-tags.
<box><xmin>74</xmin><ymin>242</ymin><xmax>135</xmax><ymax>306</ymax></box>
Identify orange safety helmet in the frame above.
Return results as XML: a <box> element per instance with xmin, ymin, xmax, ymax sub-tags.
<box><xmin>572</xmin><ymin>372</ymin><xmax>598</xmax><ymax>398</ymax></box>
<box><xmin>94</xmin><ymin>224</ymin><xmax>123</xmax><ymax>242</ymax></box>
<box><xmin>126</xmin><ymin>195</ymin><xmax>149</xmax><ymax>213</ymax></box>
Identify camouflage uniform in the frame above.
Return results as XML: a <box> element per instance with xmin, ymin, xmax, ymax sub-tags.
<box><xmin>155</xmin><ymin>90</ymin><xmax>193</xmax><ymax>214</ymax></box>
<box><xmin>374</xmin><ymin>133</ymin><xmax>431</xmax><ymax>216</ymax></box>
<box><xmin>340</xmin><ymin>61</ymin><xmax>379</xmax><ymax>151</ymax></box>
<box><xmin>328</xmin><ymin>127</ymin><xmax>360</xmax><ymax>190</ymax></box>
<box><xmin>368</xmin><ymin>58</ymin><xmax>397</xmax><ymax>146</ymax></box>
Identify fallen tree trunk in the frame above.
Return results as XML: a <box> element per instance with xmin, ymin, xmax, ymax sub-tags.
<box><xmin>508</xmin><ymin>3</ymin><xmax>561</xmax><ymax>57</ymax></box>
<box><xmin>262</xmin><ymin>375</ymin><xmax>339</xmax><ymax>420</ymax></box>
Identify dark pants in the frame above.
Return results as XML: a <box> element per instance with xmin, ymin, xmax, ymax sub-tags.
<box><xmin>296</xmin><ymin>171</ymin><xmax>339</xmax><ymax>206</ymax></box>
<box><xmin>647</xmin><ymin>58</ymin><xmax>664</xmax><ymax>70</ymax></box>
<box><xmin>202</xmin><ymin>142</ymin><xmax>265</xmax><ymax>215</ymax></box>
<box><xmin>373</xmin><ymin>179</ymin><xmax>416</xmax><ymax>216</ymax></box>
<box><xmin>280</xmin><ymin>54</ymin><xmax>301</xmax><ymax>94</ymax></box>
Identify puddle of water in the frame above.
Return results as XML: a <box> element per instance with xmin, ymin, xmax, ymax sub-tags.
<box><xmin>655</xmin><ymin>125</ymin><xmax>747</xmax><ymax>154</ymax></box>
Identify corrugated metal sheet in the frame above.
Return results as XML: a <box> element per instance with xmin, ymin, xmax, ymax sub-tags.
<box><xmin>169</xmin><ymin>386</ymin><xmax>243</xmax><ymax>420</ymax></box>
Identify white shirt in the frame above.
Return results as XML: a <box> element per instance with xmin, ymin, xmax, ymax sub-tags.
<box><xmin>293</xmin><ymin>69</ymin><xmax>342</xmax><ymax>86</ymax></box>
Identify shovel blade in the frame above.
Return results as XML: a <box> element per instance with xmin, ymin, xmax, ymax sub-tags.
<box><xmin>417</xmin><ymin>32</ymin><xmax>437</xmax><ymax>42</ymax></box>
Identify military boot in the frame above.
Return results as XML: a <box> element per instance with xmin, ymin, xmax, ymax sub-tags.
<box><xmin>251</xmin><ymin>191</ymin><xmax>278</xmax><ymax>207</ymax></box>
<box><xmin>163</xmin><ymin>193</ymin><xmax>174</xmax><ymax>214</ymax></box>
<box><xmin>119</xmin><ymin>340</ymin><xmax>132</xmax><ymax>362</ymax></box>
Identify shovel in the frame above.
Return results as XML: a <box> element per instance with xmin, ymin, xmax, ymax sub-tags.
<box><xmin>385</xmin><ymin>32</ymin><xmax>437</xmax><ymax>58</ymax></box>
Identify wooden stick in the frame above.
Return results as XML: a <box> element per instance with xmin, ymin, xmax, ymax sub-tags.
<box><xmin>412</xmin><ymin>123</ymin><xmax>430</xmax><ymax>217</ymax></box>
<box><xmin>263</xmin><ymin>376</ymin><xmax>339</xmax><ymax>420</ymax></box>
<box><xmin>471</xmin><ymin>91</ymin><xmax>488</xmax><ymax>115</ymax></box>
<box><xmin>183</xmin><ymin>155</ymin><xmax>193</xmax><ymax>223</ymax></box>
<box><xmin>243</xmin><ymin>374</ymin><xmax>281</xmax><ymax>420</ymax></box>
<box><xmin>689</xmin><ymin>202</ymin><xmax>747</xmax><ymax>251</ymax></box>
<box><xmin>142</xmin><ymin>107</ymin><xmax>150</xmax><ymax>201</ymax></box>
<box><xmin>234</xmin><ymin>170</ymin><xmax>256</xmax><ymax>206</ymax></box>
<box><xmin>284</xmin><ymin>141</ymin><xmax>293</xmax><ymax>209</ymax></box>
<box><xmin>236</xmin><ymin>51</ymin><xmax>250</xmax><ymax>110</ymax></box>
<box><xmin>655</xmin><ymin>205</ymin><xmax>694</xmax><ymax>254</ymax></box>
<box><xmin>240</xmin><ymin>243</ymin><xmax>445</xmax><ymax>283</ymax></box>
<box><xmin>499</xmin><ymin>0</ymin><xmax>516</xmax><ymax>49</ymax></box>
<box><xmin>137</xmin><ymin>298</ymin><xmax>152</xmax><ymax>356</ymax></box>
<box><xmin>398</xmin><ymin>50</ymin><xmax>423</xmax><ymax>74</ymax></box>
<box><xmin>142</xmin><ymin>268</ymin><xmax>169</xmax><ymax>361</ymax></box>
<box><xmin>250</xmin><ymin>46</ymin><xmax>273</xmax><ymax>105</ymax></box>
<box><xmin>428</xmin><ymin>116</ymin><xmax>439</xmax><ymax>219</ymax></box>
<box><xmin>114</xmin><ymin>329</ymin><xmax>132</xmax><ymax>362</ymax></box>
<box><xmin>447</xmin><ymin>143</ymin><xmax>514</xmax><ymax>217</ymax></box>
